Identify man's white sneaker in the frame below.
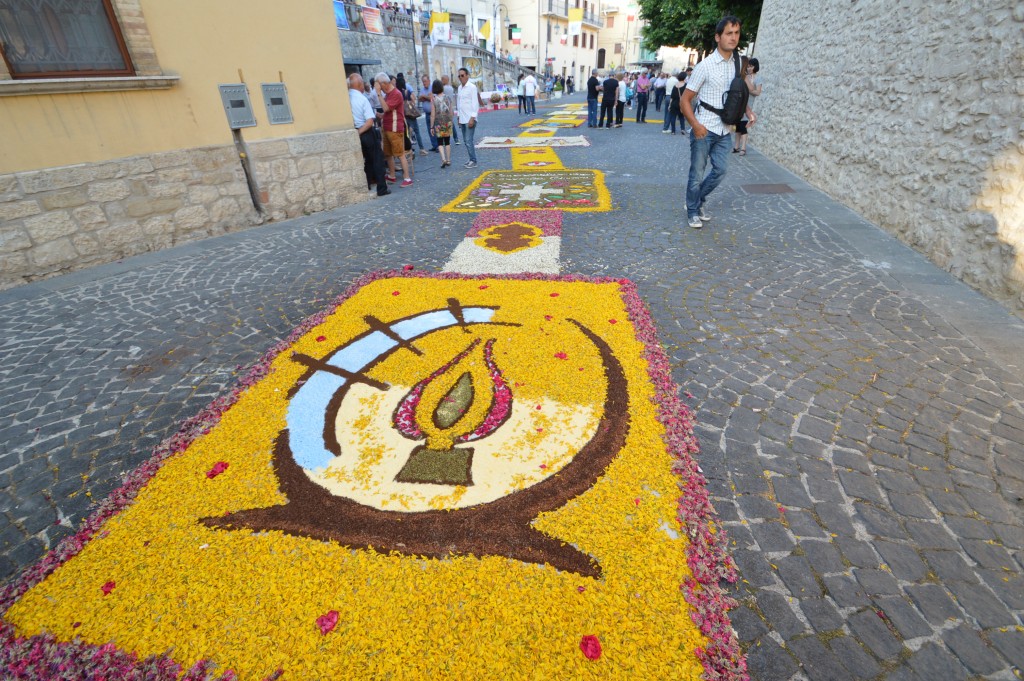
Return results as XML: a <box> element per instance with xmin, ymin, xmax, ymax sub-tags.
<box><xmin>688</xmin><ymin>216</ymin><xmax>703</xmax><ymax>229</ymax></box>
<box><xmin>698</xmin><ymin>207</ymin><xmax>711</xmax><ymax>221</ymax></box>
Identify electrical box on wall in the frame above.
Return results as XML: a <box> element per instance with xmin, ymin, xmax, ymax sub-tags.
<box><xmin>218</xmin><ymin>83</ymin><xmax>257</xmax><ymax>129</ymax></box>
<box><xmin>261</xmin><ymin>83</ymin><xmax>294</xmax><ymax>125</ymax></box>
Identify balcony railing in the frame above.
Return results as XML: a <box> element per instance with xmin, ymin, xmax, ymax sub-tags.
<box><xmin>540</xmin><ymin>1</ymin><xmax>599</xmax><ymax>25</ymax></box>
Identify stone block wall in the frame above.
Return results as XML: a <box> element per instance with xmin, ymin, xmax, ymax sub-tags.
<box><xmin>0</xmin><ymin>129</ymin><xmax>367</xmax><ymax>290</ymax></box>
<box><xmin>753</xmin><ymin>0</ymin><xmax>1024</xmax><ymax>315</ymax></box>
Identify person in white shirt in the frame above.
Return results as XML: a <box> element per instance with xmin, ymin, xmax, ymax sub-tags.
<box><xmin>456</xmin><ymin>68</ymin><xmax>480</xmax><ymax>168</ymax></box>
<box><xmin>521</xmin><ymin>72</ymin><xmax>537</xmax><ymax>114</ymax></box>
<box><xmin>347</xmin><ymin>73</ymin><xmax>389</xmax><ymax>196</ymax></box>
<box><xmin>680</xmin><ymin>15</ymin><xmax>755</xmax><ymax>229</ymax></box>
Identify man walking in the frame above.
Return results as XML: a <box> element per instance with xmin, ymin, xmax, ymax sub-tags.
<box><xmin>586</xmin><ymin>69</ymin><xmax>600</xmax><ymax>128</ymax></box>
<box><xmin>634</xmin><ymin>69</ymin><xmax>650</xmax><ymax>122</ymax></box>
<box><xmin>598</xmin><ymin>71</ymin><xmax>617</xmax><ymax>129</ymax></box>
<box><xmin>456</xmin><ymin>68</ymin><xmax>480</xmax><ymax>168</ymax></box>
<box><xmin>347</xmin><ymin>73</ymin><xmax>389</xmax><ymax>197</ymax></box>
<box><xmin>681</xmin><ymin>16</ymin><xmax>754</xmax><ymax>229</ymax></box>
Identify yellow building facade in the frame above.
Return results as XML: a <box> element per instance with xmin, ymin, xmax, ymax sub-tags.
<box><xmin>0</xmin><ymin>0</ymin><xmax>367</xmax><ymax>290</ymax></box>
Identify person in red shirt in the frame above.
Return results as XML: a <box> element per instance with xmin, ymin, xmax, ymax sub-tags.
<box><xmin>374</xmin><ymin>73</ymin><xmax>413</xmax><ymax>187</ymax></box>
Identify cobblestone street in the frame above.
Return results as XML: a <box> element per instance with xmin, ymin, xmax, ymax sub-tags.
<box><xmin>2</xmin><ymin>94</ymin><xmax>1023</xmax><ymax>679</ymax></box>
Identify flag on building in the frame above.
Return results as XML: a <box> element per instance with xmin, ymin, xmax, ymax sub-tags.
<box><xmin>559</xmin><ymin>32</ymin><xmax>568</xmax><ymax>44</ymax></box>
<box><xmin>479</xmin><ymin>19</ymin><xmax>491</xmax><ymax>41</ymax></box>
<box><xmin>510</xmin><ymin>27</ymin><xmax>522</xmax><ymax>44</ymax></box>
<box><xmin>568</xmin><ymin>8</ymin><xmax>583</xmax><ymax>36</ymax></box>
<box><xmin>429</xmin><ymin>11</ymin><xmax>450</xmax><ymax>46</ymax></box>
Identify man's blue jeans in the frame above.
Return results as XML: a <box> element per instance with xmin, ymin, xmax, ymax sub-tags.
<box><xmin>525</xmin><ymin>95</ymin><xmax>536</xmax><ymax>114</ymax></box>
<box><xmin>587</xmin><ymin>97</ymin><xmax>598</xmax><ymax>127</ymax></box>
<box><xmin>686</xmin><ymin>130</ymin><xmax>731</xmax><ymax>219</ymax></box>
<box><xmin>460</xmin><ymin>122</ymin><xmax>477</xmax><ymax>162</ymax></box>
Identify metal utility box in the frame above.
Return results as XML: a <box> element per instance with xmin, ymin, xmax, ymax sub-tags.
<box><xmin>261</xmin><ymin>83</ymin><xmax>294</xmax><ymax>125</ymax></box>
<box><xmin>218</xmin><ymin>83</ymin><xmax>257</xmax><ymax>129</ymax></box>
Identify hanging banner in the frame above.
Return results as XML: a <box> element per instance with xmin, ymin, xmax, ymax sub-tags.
<box><xmin>568</xmin><ymin>8</ymin><xmax>583</xmax><ymax>36</ymax></box>
<box><xmin>559</xmin><ymin>32</ymin><xmax>568</xmax><ymax>45</ymax></box>
<box><xmin>429</xmin><ymin>11</ymin><xmax>450</xmax><ymax>46</ymax></box>
<box><xmin>362</xmin><ymin>6</ymin><xmax>384</xmax><ymax>34</ymax></box>
<box><xmin>333</xmin><ymin>0</ymin><xmax>350</xmax><ymax>30</ymax></box>
<box><xmin>510</xmin><ymin>27</ymin><xmax>522</xmax><ymax>44</ymax></box>
<box><xmin>479</xmin><ymin>19</ymin><xmax>492</xmax><ymax>41</ymax></box>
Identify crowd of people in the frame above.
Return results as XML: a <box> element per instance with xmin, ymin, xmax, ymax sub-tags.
<box><xmin>347</xmin><ymin>68</ymin><xmax>482</xmax><ymax>194</ymax></box>
<box><xmin>347</xmin><ymin>14</ymin><xmax>762</xmax><ymax>232</ymax></box>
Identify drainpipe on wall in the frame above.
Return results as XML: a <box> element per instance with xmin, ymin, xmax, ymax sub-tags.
<box><xmin>232</xmin><ymin>130</ymin><xmax>265</xmax><ymax>215</ymax></box>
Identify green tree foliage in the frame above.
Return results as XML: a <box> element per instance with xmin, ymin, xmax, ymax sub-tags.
<box><xmin>638</xmin><ymin>0</ymin><xmax>762</xmax><ymax>56</ymax></box>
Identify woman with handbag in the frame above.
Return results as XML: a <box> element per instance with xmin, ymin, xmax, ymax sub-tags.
<box><xmin>397</xmin><ymin>73</ymin><xmax>427</xmax><ymax>157</ymax></box>
<box><xmin>429</xmin><ymin>79</ymin><xmax>454</xmax><ymax>168</ymax></box>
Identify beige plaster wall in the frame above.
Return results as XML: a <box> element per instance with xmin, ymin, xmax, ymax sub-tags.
<box><xmin>752</xmin><ymin>0</ymin><xmax>1024</xmax><ymax>315</ymax></box>
<box><xmin>0</xmin><ymin>0</ymin><xmax>353</xmax><ymax>173</ymax></box>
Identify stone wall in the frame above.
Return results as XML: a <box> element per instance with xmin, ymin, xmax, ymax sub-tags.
<box><xmin>0</xmin><ymin>129</ymin><xmax>367</xmax><ymax>290</ymax></box>
<box><xmin>752</xmin><ymin>0</ymin><xmax>1024</xmax><ymax>315</ymax></box>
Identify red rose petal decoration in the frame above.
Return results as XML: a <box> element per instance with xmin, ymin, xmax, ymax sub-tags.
<box><xmin>550</xmin><ymin>292</ymin><xmax>560</xmax><ymax>297</ymax></box>
<box><xmin>101</xmin><ymin>581</ymin><xmax>116</xmax><ymax>596</ymax></box>
<box><xmin>206</xmin><ymin>462</ymin><xmax>229</xmax><ymax>479</ymax></box>
<box><xmin>608</xmin><ymin>319</ymin><xmax>617</xmax><ymax>324</ymax></box>
<box><xmin>634</xmin><ymin>498</ymin><xmax>641</xmax><ymax>506</ymax></box>
<box><xmin>316</xmin><ymin>335</ymin><xmax>326</xmax><ymax>342</ymax></box>
<box><xmin>402</xmin><ymin>264</ymin><xmax>414</xmax><ymax>271</ymax></box>
<box><xmin>316</xmin><ymin>610</ymin><xmax>339</xmax><ymax>635</ymax></box>
<box><xmin>580</xmin><ymin>635</ymin><xmax>602</xmax><ymax>660</ymax></box>
<box><xmin>577</xmin><ymin>586</ymin><xmax>586</xmax><ymax>593</ymax></box>
<box><xmin>479</xmin><ymin>285</ymin><xmax>489</xmax><ymax>290</ymax></box>
<box><xmin>554</xmin><ymin>352</ymin><xmax>568</xmax><ymax>360</ymax></box>
<box><xmin>544</xmin><ymin>315</ymin><xmax>553</xmax><ymax>321</ymax></box>
<box><xmin>392</xmin><ymin>291</ymin><xmax>400</xmax><ymax>296</ymax></box>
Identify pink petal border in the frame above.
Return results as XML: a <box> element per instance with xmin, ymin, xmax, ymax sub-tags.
<box><xmin>467</xmin><ymin>209</ymin><xmax>563</xmax><ymax>237</ymax></box>
<box><xmin>0</xmin><ymin>269</ymin><xmax>747</xmax><ymax>681</ymax></box>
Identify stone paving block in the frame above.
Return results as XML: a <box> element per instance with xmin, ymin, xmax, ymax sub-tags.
<box><xmin>941</xmin><ymin>624</ymin><xmax>1007</xmax><ymax>675</ymax></box>
<box><xmin>733</xmin><ymin>549</ymin><xmax>778</xmax><ymax>588</ymax></box>
<box><xmin>835</xmin><ymin>536</ymin><xmax>881</xmax><ymax>569</ymax></box>
<box><xmin>823</xmin><ymin>575</ymin><xmax>871</xmax><ymax>608</ymax></box>
<box><xmin>816</xmin><ymin>503</ymin><xmax>858</xmax><ymax>537</ymax></box>
<box><xmin>945</xmin><ymin>581</ymin><xmax>1017</xmax><ymax>628</ymax></box>
<box><xmin>775</xmin><ymin>555</ymin><xmax>823</xmax><ymax>597</ymax></box>
<box><xmin>977</xmin><ymin>568</ymin><xmax>1024</xmax><ymax>609</ymax></box>
<box><xmin>943</xmin><ymin>515</ymin><xmax>996</xmax><ymax>540</ymax></box>
<box><xmin>871</xmin><ymin>596</ymin><xmax>932</xmax><ymax>639</ymax></box>
<box><xmin>905</xmin><ymin>520</ymin><xmax>959</xmax><ymax>550</ymax></box>
<box><xmin>886</xmin><ymin>493</ymin><xmax>935</xmax><ymax>520</ymax></box>
<box><xmin>875</xmin><ymin>540</ymin><xmax>929</xmax><ymax>581</ymax></box>
<box><xmin>745</xmin><ymin>637</ymin><xmax>799</xmax><ymax>680</ymax></box>
<box><xmin>799</xmin><ymin>597</ymin><xmax>844</xmax><ymax>633</ymax></box>
<box><xmin>755</xmin><ymin>591</ymin><xmax>806</xmax><ymax>640</ymax></box>
<box><xmin>787</xmin><ymin>636</ymin><xmax>855</xmax><ymax>681</ymax></box>
<box><xmin>847</xmin><ymin>609</ymin><xmax>904</xmax><ymax>660</ymax></box>
<box><xmin>750</xmin><ymin>521</ymin><xmax>796</xmax><ymax>552</ymax></box>
<box><xmin>987</xmin><ymin>629</ymin><xmax>1024</xmax><ymax>671</ymax></box>
<box><xmin>828</xmin><ymin>635</ymin><xmax>883</xmax><ymax>680</ymax></box>
<box><xmin>782</xmin><ymin>510</ymin><xmax>826</xmax><ymax>538</ymax></box>
<box><xmin>802</xmin><ymin>540</ymin><xmax>846</xmax><ymax>574</ymax></box>
<box><xmin>853</xmin><ymin>568</ymin><xmax>900</xmax><ymax>595</ymax></box>
<box><xmin>729</xmin><ymin>605</ymin><xmax>769</xmax><ymax>642</ymax></box>
<box><xmin>854</xmin><ymin>503</ymin><xmax>909</xmax><ymax>540</ymax></box>
<box><xmin>881</xmin><ymin>663</ymin><xmax>924</xmax><ymax>681</ymax></box>
<box><xmin>771</xmin><ymin>475</ymin><xmax>814</xmax><ymax>508</ymax></box>
<box><xmin>907</xmin><ymin>641</ymin><xmax>969</xmax><ymax>681</ymax></box>
<box><xmin>959</xmin><ymin>538</ymin><xmax>1017</xmax><ymax>570</ymax></box>
<box><xmin>922</xmin><ymin>550</ymin><xmax>979</xmax><ymax>583</ymax></box>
